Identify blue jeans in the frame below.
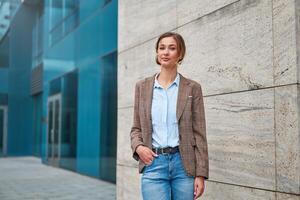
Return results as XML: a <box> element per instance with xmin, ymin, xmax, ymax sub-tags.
<box><xmin>141</xmin><ymin>152</ymin><xmax>194</xmax><ymax>200</ymax></box>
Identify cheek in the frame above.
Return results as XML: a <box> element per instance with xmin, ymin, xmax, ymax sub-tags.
<box><xmin>172</xmin><ymin>54</ymin><xmax>180</xmax><ymax>61</ymax></box>
<box><xmin>157</xmin><ymin>52</ymin><xmax>163</xmax><ymax>58</ymax></box>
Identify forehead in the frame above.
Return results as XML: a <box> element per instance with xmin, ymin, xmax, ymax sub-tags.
<box><xmin>159</xmin><ymin>37</ymin><xmax>177</xmax><ymax>45</ymax></box>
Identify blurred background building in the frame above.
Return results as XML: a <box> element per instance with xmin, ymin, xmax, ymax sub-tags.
<box><xmin>0</xmin><ymin>0</ymin><xmax>117</xmax><ymax>183</ymax></box>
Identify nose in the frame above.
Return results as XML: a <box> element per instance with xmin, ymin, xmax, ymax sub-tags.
<box><xmin>162</xmin><ymin>48</ymin><xmax>169</xmax><ymax>55</ymax></box>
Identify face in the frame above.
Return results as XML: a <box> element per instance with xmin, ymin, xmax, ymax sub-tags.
<box><xmin>157</xmin><ymin>37</ymin><xmax>180</xmax><ymax>68</ymax></box>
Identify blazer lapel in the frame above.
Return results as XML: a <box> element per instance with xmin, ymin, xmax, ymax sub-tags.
<box><xmin>176</xmin><ymin>74</ymin><xmax>191</xmax><ymax>121</ymax></box>
<box><xmin>143</xmin><ymin>74</ymin><xmax>156</xmax><ymax>132</ymax></box>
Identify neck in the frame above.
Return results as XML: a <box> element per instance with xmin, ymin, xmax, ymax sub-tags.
<box><xmin>157</xmin><ymin>66</ymin><xmax>178</xmax><ymax>88</ymax></box>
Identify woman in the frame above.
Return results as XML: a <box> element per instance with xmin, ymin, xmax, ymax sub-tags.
<box><xmin>130</xmin><ymin>32</ymin><xmax>209</xmax><ymax>200</ymax></box>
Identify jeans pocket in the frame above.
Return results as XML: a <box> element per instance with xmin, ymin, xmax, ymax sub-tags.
<box><xmin>143</xmin><ymin>157</ymin><xmax>158</xmax><ymax>174</ymax></box>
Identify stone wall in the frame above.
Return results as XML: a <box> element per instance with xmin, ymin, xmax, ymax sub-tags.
<box><xmin>117</xmin><ymin>0</ymin><xmax>300</xmax><ymax>199</ymax></box>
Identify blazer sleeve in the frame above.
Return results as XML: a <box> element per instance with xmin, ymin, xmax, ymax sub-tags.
<box><xmin>130</xmin><ymin>82</ymin><xmax>144</xmax><ymax>161</ymax></box>
<box><xmin>192</xmin><ymin>83</ymin><xmax>209</xmax><ymax>179</ymax></box>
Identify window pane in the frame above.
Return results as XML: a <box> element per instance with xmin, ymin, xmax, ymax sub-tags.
<box><xmin>65</xmin><ymin>0</ymin><xmax>79</xmax><ymax>17</ymax></box>
<box><xmin>50</xmin><ymin>0</ymin><xmax>63</xmax><ymax>29</ymax></box>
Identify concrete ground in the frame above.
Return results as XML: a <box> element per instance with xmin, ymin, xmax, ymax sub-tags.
<box><xmin>0</xmin><ymin>157</ymin><xmax>116</xmax><ymax>200</ymax></box>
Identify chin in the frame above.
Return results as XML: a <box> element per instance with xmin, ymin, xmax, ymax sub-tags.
<box><xmin>161</xmin><ymin>63</ymin><xmax>177</xmax><ymax>68</ymax></box>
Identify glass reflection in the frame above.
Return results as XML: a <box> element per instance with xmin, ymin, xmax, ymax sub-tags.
<box><xmin>0</xmin><ymin>109</ymin><xmax>3</xmax><ymax>156</ymax></box>
<box><xmin>33</xmin><ymin>94</ymin><xmax>42</xmax><ymax>156</ymax></box>
<box><xmin>42</xmin><ymin>0</ymin><xmax>117</xmax><ymax>183</ymax></box>
<box><xmin>54</xmin><ymin>99</ymin><xmax>60</xmax><ymax>158</ymax></box>
<box><xmin>47</xmin><ymin>101</ymin><xmax>53</xmax><ymax>159</ymax></box>
<box><xmin>49</xmin><ymin>0</ymin><xmax>79</xmax><ymax>45</ymax></box>
<box><xmin>99</xmin><ymin>52</ymin><xmax>117</xmax><ymax>183</ymax></box>
<box><xmin>60</xmin><ymin>70</ymin><xmax>77</xmax><ymax>171</ymax></box>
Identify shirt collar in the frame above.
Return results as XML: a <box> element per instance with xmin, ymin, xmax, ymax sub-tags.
<box><xmin>154</xmin><ymin>73</ymin><xmax>180</xmax><ymax>89</ymax></box>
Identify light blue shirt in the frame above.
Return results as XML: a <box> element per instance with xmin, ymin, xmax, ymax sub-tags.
<box><xmin>151</xmin><ymin>73</ymin><xmax>180</xmax><ymax>148</ymax></box>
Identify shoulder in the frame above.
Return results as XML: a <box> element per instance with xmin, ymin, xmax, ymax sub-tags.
<box><xmin>187</xmin><ymin>78</ymin><xmax>202</xmax><ymax>89</ymax></box>
<box><xmin>135</xmin><ymin>74</ymin><xmax>156</xmax><ymax>88</ymax></box>
<box><xmin>181</xmin><ymin>75</ymin><xmax>202</xmax><ymax>90</ymax></box>
<box><xmin>180</xmin><ymin>75</ymin><xmax>204</xmax><ymax>97</ymax></box>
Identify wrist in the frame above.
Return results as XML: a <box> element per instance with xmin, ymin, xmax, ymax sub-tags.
<box><xmin>196</xmin><ymin>176</ymin><xmax>205</xmax><ymax>180</ymax></box>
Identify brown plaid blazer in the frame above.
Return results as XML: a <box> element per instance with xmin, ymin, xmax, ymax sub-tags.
<box><xmin>130</xmin><ymin>73</ymin><xmax>209</xmax><ymax>179</ymax></box>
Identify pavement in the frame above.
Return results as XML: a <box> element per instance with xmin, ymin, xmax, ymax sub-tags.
<box><xmin>0</xmin><ymin>157</ymin><xmax>116</xmax><ymax>200</ymax></box>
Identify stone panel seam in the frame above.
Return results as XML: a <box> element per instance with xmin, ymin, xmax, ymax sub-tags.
<box><xmin>202</xmin><ymin>83</ymin><xmax>298</xmax><ymax>97</ymax></box>
<box><xmin>119</xmin><ymin>0</ymin><xmax>242</xmax><ymax>55</ymax></box>
<box><xmin>118</xmin><ymin>106</ymin><xmax>133</xmax><ymax>110</ymax></box>
<box><xmin>271</xmin><ymin>0</ymin><xmax>278</xmax><ymax>197</ymax></box>
<box><xmin>209</xmin><ymin>180</ymin><xmax>300</xmax><ymax>196</ymax></box>
<box><xmin>118</xmin><ymin>27</ymin><xmax>178</xmax><ymax>55</ymax></box>
<box><xmin>118</xmin><ymin>84</ymin><xmax>299</xmax><ymax>109</ymax></box>
<box><xmin>176</xmin><ymin>0</ymin><xmax>241</xmax><ymax>30</ymax></box>
<box><xmin>117</xmin><ymin>163</ymin><xmax>138</xmax><ymax>169</ymax></box>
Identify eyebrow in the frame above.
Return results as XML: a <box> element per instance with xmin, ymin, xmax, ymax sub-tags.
<box><xmin>159</xmin><ymin>44</ymin><xmax>177</xmax><ymax>46</ymax></box>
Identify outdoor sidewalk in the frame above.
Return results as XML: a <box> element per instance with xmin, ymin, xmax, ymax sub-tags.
<box><xmin>0</xmin><ymin>157</ymin><xmax>116</xmax><ymax>200</ymax></box>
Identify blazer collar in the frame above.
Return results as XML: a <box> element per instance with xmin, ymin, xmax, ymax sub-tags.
<box><xmin>143</xmin><ymin>73</ymin><xmax>191</xmax><ymax>124</ymax></box>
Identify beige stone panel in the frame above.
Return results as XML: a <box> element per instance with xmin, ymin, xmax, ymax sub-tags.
<box><xmin>117</xmin><ymin>165</ymin><xmax>142</xmax><ymax>200</ymax></box>
<box><xmin>118</xmin><ymin>39</ymin><xmax>158</xmax><ymax>108</ymax></box>
<box><xmin>202</xmin><ymin>181</ymin><xmax>276</xmax><ymax>200</ymax></box>
<box><xmin>273</xmin><ymin>0</ymin><xmax>297</xmax><ymax>86</ymax></box>
<box><xmin>177</xmin><ymin>0</ymin><xmax>238</xmax><ymax>26</ymax></box>
<box><xmin>276</xmin><ymin>193</ymin><xmax>300</xmax><ymax>200</ymax></box>
<box><xmin>117</xmin><ymin>107</ymin><xmax>138</xmax><ymax>167</ymax></box>
<box><xmin>118</xmin><ymin>0</ymin><xmax>177</xmax><ymax>52</ymax></box>
<box><xmin>296</xmin><ymin>1</ymin><xmax>300</xmax><ymax>84</ymax></box>
<box><xmin>178</xmin><ymin>0</ymin><xmax>273</xmax><ymax>95</ymax></box>
<box><xmin>206</xmin><ymin>88</ymin><xmax>276</xmax><ymax>190</ymax></box>
<box><xmin>275</xmin><ymin>85</ymin><xmax>300</xmax><ymax>194</ymax></box>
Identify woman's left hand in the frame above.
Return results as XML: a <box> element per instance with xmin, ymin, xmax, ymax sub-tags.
<box><xmin>194</xmin><ymin>176</ymin><xmax>205</xmax><ymax>199</ymax></box>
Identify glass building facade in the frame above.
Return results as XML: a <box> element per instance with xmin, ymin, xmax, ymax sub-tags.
<box><xmin>0</xmin><ymin>0</ymin><xmax>117</xmax><ymax>183</ymax></box>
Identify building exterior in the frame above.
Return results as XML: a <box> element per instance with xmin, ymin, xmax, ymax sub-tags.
<box><xmin>0</xmin><ymin>0</ymin><xmax>117</xmax><ymax>183</ymax></box>
<box><xmin>117</xmin><ymin>0</ymin><xmax>300</xmax><ymax>199</ymax></box>
<box><xmin>1</xmin><ymin>0</ymin><xmax>300</xmax><ymax>199</ymax></box>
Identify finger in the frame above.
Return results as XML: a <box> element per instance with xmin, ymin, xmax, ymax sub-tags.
<box><xmin>143</xmin><ymin>158</ymin><xmax>150</xmax><ymax>165</ymax></box>
<box><xmin>195</xmin><ymin>191</ymin><xmax>200</xmax><ymax>200</ymax></box>
<box><xmin>145</xmin><ymin>161</ymin><xmax>151</xmax><ymax>165</ymax></box>
<box><xmin>140</xmin><ymin>154</ymin><xmax>151</xmax><ymax>164</ymax></box>
<box><xmin>194</xmin><ymin>181</ymin><xmax>197</xmax><ymax>196</ymax></box>
<box><xmin>194</xmin><ymin>186</ymin><xmax>200</xmax><ymax>199</ymax></box>
<box><xmin>145</xmin><ymin>155</ymin><xmax>154</xmax><ymax>164</ymax></box>
<box><xmin>151</xmin><ymin>150</ymin><xmax>158</xmax><ymax>157</ymax></box>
